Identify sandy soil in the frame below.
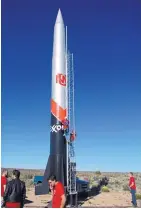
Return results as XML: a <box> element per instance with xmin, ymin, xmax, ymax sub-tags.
<box><xmin>82</xmin><ymin>192</ymin><xmax>133</xmax><ymax>208</ymax></box>
<box><xmin>24</xmin><ymin>188</ymin><xmax>141</xmax><ymax>208</ymax></box>
<box><xmin>24</xmin><ymin>188</ymin><xmax>51</xmax><ymax>207</ymax></box>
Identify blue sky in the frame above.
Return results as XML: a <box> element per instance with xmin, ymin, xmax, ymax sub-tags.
<box><xmin>1</xmin><ymin>0</ymin><xmax>141</xmax><ymax>172</ymax></box>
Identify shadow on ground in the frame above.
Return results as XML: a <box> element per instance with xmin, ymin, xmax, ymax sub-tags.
<box><xmin>24</xmin><ymin>199</ymin><xmax>33</xmax><ymax>205</ymax></box>
<box><xmin>77</xmin><ymin>185</ymin><xmax>101</xmax><ymax>207</ymax></box>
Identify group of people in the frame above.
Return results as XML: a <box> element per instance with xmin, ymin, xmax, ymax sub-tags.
<box><xmin>1</xmin><ymin>171</ymin><xmax>66</xmax><ymax>208</ymax></box>
<box><xmin>1</xmin><ymin>169</ymin><xmax>26</xmax><ymax>208</ymax></box>
<box><xmin>47</xmin><ymin>172</ymin><xmax>138</xmax><ymax>208</ymax></box>
<box><xmin>61</xmin><ymin>117</ymin><xmax>76</xmax><ymax>141</ymax></box>
<box><xmin>1</xmin><ymin>170</ymin><xmax>138</xmax><ymax>208</ymax></box>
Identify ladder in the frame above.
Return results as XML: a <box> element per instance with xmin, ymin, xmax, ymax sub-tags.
<box><xmin>66</xmin><ymin>51</ymin><xmax>77</xmax><ymax>206</ymax></box>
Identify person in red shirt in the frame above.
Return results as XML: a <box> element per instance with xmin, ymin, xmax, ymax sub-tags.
<box><xmin>1</xmin><ymin>170</ymin><xmax>8</xmax><ymax>198</ymax></box>
<box><xmin>1</xmin><ymin>170</ymin><xmax>8</xmax><ymax>208</ymax></box>
<box><xmin>128</xmin><ymin>172</ymin><xmax>137</xmax><ymax>207</ymax></box>
<box><xmin>48</xmin><ymin>175</ymin><xmax>66</xmax><ymax>208</ymax></box>
<box><xmin>70</xmin><ymin>130</ymin><xmax>76</xmax><ymax>142</ymax></box>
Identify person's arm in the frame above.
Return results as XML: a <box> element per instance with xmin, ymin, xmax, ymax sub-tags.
<box><xmin>51</xmin><ymin>188</ymin><xmax>53</xmax><ymax>196</ymax></box>
<box><xmin>49</xmin><ymin>184</ymin><xmax>54</xmax><ymax>199</ymax></box>
<box><xmin>129</xmin><ymin>181</ymin><xmax>134</xmax><ymax>188</ymax></box>
<box><xmin>3</xmin><ymin>182</ymin><xmax>10</xmax><ymax>202</ymax></box>
<box><xmin>50</xmin><ymin>188</ymin><xmax>53</xmax><ymax>199</ymax></box>
<box><xmin>3</xmin><ymin>185</ymin><xmax>6</xmax><ymax>193</ymax></box>
<box><xmin>3</xmin><ymin>177</ymin><xmax>7</xmax><ymax>193</ymax></box>
<box><xmin>58</xmin><ymin>183</ymin><xmax>66</xmax><ymax>208</ymax></box>
<box><xmin>129</xmin><ymin>177</ymin><xmax>135</xmax><ymax>188</ymax></box>
<box><xmin>21</xmin><ymin>182</ymin><xmax>26</xmax><ymax>208</ymax></box>
<box><xmin>60</xmin><ymin>194</ymin><xmax>66</xmax><ymax>208</ymax></box>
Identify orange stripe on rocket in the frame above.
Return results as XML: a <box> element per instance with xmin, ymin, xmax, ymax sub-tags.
<box><xmin>51</xmin><ymin>99</ymin><xmax>66</xmax><ymax>122</ymax></box>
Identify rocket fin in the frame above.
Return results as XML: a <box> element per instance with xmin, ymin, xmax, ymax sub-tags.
<box><xmin>35</xmin><ymin>154</ymin><xmax>67</xmax><ymax>195</ymax></box>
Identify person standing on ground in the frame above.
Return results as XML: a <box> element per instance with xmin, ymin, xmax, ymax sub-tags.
<box><xmin>3</xmin><ymin>169</ymin><xmax>26</xmax><ymax>208</ymax></box>
<box><xmin>48</xmin><ymin>175</ymin><xmax>66</xmax><ymax>208</ymax></box>
<box><xmin>128</xmin><ymin>172</ymin><xmax>137</xmax><ymax>207</ymax></box>
<box><xmin>1</xmin><ymin>170</ymin><xmax>8</xmax><ymax>207</ymax></box>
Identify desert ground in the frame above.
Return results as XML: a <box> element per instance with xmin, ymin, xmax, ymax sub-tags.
<box><xmin>2</xmin><ymin>169</ymin><xmax>141</xmax><ymax>208</ymax></box>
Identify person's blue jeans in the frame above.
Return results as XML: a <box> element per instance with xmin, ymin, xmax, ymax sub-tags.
<box><xmin>63</xmin><ymin>128</ymin><xmax>69</xmax><ymax>136</ymax></box>
<box><xmin>131</xmin><ymin>189</ymin><xmax>137</xmax><ymax>206</ymax></box>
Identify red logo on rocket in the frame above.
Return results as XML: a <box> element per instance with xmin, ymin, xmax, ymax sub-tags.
<box><xmin>56</xmin><ymin>74</ymin><xmax>66</xmax><ymax>86</ymax></box>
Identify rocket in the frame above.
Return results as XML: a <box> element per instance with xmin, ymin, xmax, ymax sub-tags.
<box><xmin>35</xmin><ymin>9</ymin><xmax>67</xmax><ymax>195</ymax></box>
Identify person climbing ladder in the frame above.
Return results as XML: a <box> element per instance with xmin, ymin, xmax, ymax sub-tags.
<box><xmin>70</xmin><ymin>130</ymin><xmax>76</xmax><ymax>142</ymax></box>
<box><xmin>62</xmin><ymin>117</ymin><xmax>69</xmax><ymax>137</ymax></box>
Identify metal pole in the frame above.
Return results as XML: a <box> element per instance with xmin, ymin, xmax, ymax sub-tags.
<box><xmin>65</xmin><ymin>26</ymin><xmax>69</xmax><ymax>191</ymax></box>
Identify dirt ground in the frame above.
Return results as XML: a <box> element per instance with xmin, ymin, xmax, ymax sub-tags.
<box><xmin>24</xmin><ymin>188</ymin><xmax>52</xmax><ymax>207</ymax></box>
<box><xmin>24</xmin><ymin>188</ymin><xmax>141</xmax><ymax>208</ymax></box>
<box><xmin>82</xmin><ymin>191</ymin><xmax>141</xmax><ymax>208</ymax></box>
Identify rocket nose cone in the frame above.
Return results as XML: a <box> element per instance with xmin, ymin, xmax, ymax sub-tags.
<box><xmin>55</xmin><ymin>9</ymin><xmax>64</xmax><ymax>24</ymax></box>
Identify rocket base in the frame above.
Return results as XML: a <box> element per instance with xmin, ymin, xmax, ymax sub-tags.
<box><xmin>35</xmin><ymin>154</ymin><xmax>67</xmax><ymax>195</ymax></box>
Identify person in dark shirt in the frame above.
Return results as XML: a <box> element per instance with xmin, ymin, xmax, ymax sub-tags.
<box><xmin>3</xmin><ymin>169</ymin><xmax>26</xmax><ymax>208</ymax></box>
<box><xmin>128</xmin><ymin>172</ymin><xmax>137</xmax><ymax>207</ymax></box>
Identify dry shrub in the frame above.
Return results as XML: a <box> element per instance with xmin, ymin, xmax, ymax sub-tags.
<box><xmin>95</xmin><ymin>170</ymin><xmax>101</xmax><ymax>175</ymax></box>
<box><xmin>101</xmin><ymin>186</ymin><xmax>109</xmax><ymax>192</ymax></box>
<box><xmin>136</xmin><ymin>194</ymin><xmax>141</xmax><ymax>200</ymax></box>
<box><xmin>25</xmin><ymin>179</ymin><xmax>34</xmax><ymax>188</ymax></box>
<box><xmin>114</xmin><ymin>180</ymin><xmax>120</xmax><ymax>185</ymax></box>
<box><xmin>123</xmin><ymin>184</ymin><xmax>130</xmax><ymax>191</ymax></box>
<box><xmin>22</xmin><ymin>174</ymin><xmax>33</xmax><ymax>180</ymax></box>
<box><xmin>90</xmin><ymin>182</ymin><xmax>99</xmax><ymax>187</ymax></box>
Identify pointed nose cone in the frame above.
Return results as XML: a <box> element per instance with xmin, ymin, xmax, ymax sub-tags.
<box><xmin>55</xmin><ymin>9</ymin><xmax>64</xmax><ymax>24</ymax></box>
<box><xmin>52</xmin><ymin>8</ymin><xmax>66</xmax><ymax>110</ymax></box>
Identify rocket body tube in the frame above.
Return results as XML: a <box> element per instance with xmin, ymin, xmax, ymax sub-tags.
<box><xmin>35</xmin><ymin>9</ymin><xmax>67</xmax><ymax>195</ymax></box>
<box><xmin>50</xmin><ymin>9</ymin><xmax>66</xmax><ymax>155</ymax></box>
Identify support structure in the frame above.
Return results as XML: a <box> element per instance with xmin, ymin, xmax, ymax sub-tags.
<box><xmin>66</xmin><ymin>50</ymin><xmax>77</xmax><ymax>207</ymax></box>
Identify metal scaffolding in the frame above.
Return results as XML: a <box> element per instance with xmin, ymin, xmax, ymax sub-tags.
<box><xmin>65</xmin><ymin>26</ymin><xmax>77</xmax><ymax>207</ymax></box>
<box><xmin>66</xmin><ymin>51</ymin><xmax>77</xmax><ymax>196</ymax></box>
